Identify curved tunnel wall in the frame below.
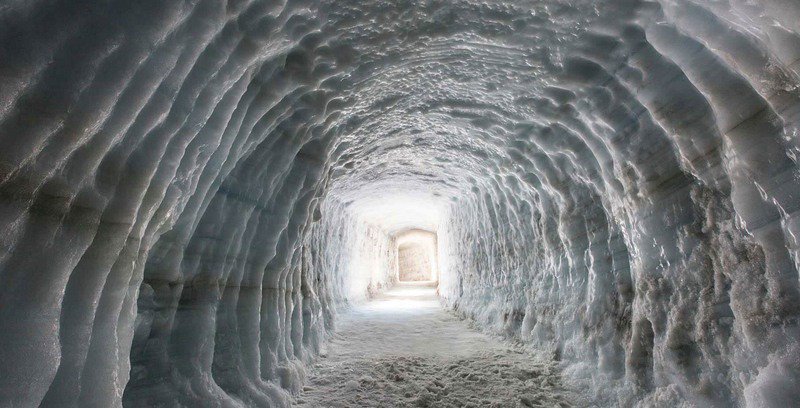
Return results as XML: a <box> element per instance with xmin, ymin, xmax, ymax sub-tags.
<box><xmin>0</xmin><ymin>0</ymin><xmax>799</xmax><ymax>407</ymax></box>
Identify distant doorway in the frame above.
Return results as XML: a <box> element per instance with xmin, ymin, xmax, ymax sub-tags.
<box><xmin>395</xmin><ymin>230</ymin><xmax>437</xmax><ymax>282</ymax></box>
<box><xmin>398</xmin><ymin>243</ymin><xmax>432</xmax><ymax>281</ymax></box>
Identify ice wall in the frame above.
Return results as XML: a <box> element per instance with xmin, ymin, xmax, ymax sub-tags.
<box><xmin>308</xmin><ymin>199</ymin><xmax>398</xmax><ymax>307</ymax></box>
<box><xmin>0</xmin><ymin>1</ymin><xmax>392</xmax><ymax>405</ymax></box>
<box><xmin>434</xmin><ymin>2</ymin><xmax>800</xmax><ymax>404</ymax></box>
<box><xmin>398</xmin><ymin>244</ymin><xmax>431</xmax><ymax>281</ymax></box>
<box><xmin>0</xmin><ymin>0</ymin><xmax>799</xmax><ymax>407</ymax></box>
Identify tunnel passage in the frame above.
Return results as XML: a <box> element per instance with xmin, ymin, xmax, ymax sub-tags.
<box><xmin>0</xmin><ymin>0</ymin><xmax>800</xmax><ymax>407</ymax></box>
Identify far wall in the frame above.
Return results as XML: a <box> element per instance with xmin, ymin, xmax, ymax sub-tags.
<box><xmin>398</xmin><ymin>243</ymin><xmax>432</xmax><ymax>281</ymax></box>
<box><xmin>395</xmin><ymin>229</ymin><xmax>438</xmax><ymax>282</ymax></box>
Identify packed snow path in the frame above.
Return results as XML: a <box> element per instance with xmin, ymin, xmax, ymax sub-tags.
<box><xmin>295</xmin><ymin>283</ymin><xmax>573</xmax><ymax>407</ymax></box>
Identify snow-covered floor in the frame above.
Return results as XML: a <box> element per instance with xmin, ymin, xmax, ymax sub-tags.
<box><xmin>294</xmin><ymin>282</ymin><xmax>573</xmax><ymax>407</ymax></box>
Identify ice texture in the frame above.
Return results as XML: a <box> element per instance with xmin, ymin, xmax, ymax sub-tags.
<box><xmin>0</xmin><ymin>0</ymin><xmax>799</xmax><ymax>406</ymax></box>
<box><xmin>397</xmin><ymin>230</ymin><xmax>438</xmax><ymax>282</ymax></box>
<box><xmin>296</xmin><ymin>283</ymin><xmax>573</xmax><ymax>407</ymax></box>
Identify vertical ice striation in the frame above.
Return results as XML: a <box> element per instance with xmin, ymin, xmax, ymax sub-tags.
<box><xmin>0</xmin><ymin>0</ymin><xmax>799</xmax><ymax>406</ymax></box>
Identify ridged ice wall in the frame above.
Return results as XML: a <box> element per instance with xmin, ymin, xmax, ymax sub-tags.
<box><xmin>1</xmin><ymin>0</ymin><xmax>799</xmax><ymax>406</ymax></box>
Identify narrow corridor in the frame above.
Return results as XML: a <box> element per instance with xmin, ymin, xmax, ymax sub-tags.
<box><xmin>3</xmin><ymin>1</ymin><xmax>799</xmax><ymax>405</ymax></box>
<box><xmin>295</xmin><ymin>283</ymin><xmax>573</xmax><ymax>407</ymax></box>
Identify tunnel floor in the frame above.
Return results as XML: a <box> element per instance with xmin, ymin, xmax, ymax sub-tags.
<box><xmin>295</xmin><ymin>283</ymin><xmax>574</xmax><ymax>407</ymax></box>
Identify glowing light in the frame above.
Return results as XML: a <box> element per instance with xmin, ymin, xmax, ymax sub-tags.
<box><xmin>396</xmin><ymin>230</ymin><xmax>438</xmax><ymax>282</ymax></box>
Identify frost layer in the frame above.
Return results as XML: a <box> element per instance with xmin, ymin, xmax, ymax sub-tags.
<box><xmin>0</xmin><ymin>0</ymin><xmax>799</xmax><ymax>407</ymax></box>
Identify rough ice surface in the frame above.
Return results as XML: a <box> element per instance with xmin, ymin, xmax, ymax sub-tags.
<box><xmin>0</xmin><ymin>0</ymin><xmax>799</xmax><ymax>407</ymax></box>
<box><xmin>296</xmin><ymin>283</ymin><xmax>573</xmax><ymax>407</ymax></box>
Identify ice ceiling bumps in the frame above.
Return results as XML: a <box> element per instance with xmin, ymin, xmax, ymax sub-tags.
<box><xmin>0</xmin><ymin>0</ymin><xmax>799</xmax><ymax>406</ymax></box>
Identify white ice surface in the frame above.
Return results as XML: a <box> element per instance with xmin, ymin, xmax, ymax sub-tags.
<box><xmin>1</xmin><ymin>0</ymin><xmax>799</xmax><ymax>406</ymax></box>
<box><xmin>295</xmin><ymin>282</ymin><xmax>574</xmax><ymax>407</ymax></box>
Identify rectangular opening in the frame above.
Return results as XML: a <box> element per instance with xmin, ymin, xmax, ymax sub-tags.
<box><xmin>398</xmin><ymin>243</ymin><xmax>432</xmax><ymax>281</ymax></box>
<box><xmin>395</xmin><ymin>229</ymin><xmax>437</xmax><ymax>282</ymax></box>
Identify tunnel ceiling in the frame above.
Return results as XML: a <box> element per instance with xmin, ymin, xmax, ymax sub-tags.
<box><xmin>1</xmin><ymin>0</ymin><xmax>799</xmax><ymax>406</ymax></box>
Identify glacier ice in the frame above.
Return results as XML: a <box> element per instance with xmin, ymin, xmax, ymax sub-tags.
<box><xmin>0</xmin><ymin>0</ymin><xmax>799</xmax><ymax>406</ymax></box>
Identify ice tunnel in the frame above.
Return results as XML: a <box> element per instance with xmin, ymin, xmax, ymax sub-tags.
<box><xmin>1</xmin><ymin>0</ymin><xmax>799</xmax><ymax>406</ymax></box>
